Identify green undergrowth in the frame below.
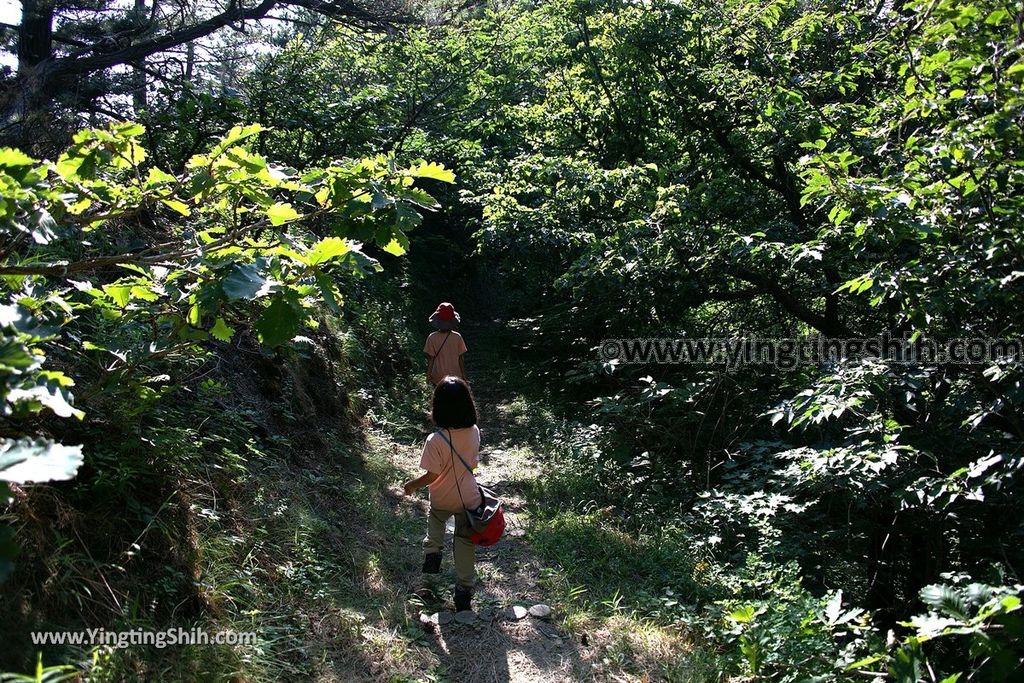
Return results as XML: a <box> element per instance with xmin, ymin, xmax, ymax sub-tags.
<box><xmin>523</xmin><ymin>503</ymin><xmax>724</xmax><ymax>680</ymax></box>
<box><xmin>2</xmin><ymin>283</ymin><xmax>444</xmax><ymax>680</ymax></box>
<box><xmin>510</xmin><ymin>390</ymin><xmax>856</xmax><ymax>680</ymax></box>
<box><xmin>520</xmin><ymin>422</ymin><xmax>1021</xmax><ymax>682</ymax></box>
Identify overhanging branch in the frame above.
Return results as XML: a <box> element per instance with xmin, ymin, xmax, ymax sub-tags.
<box><xmin>20</xmin><ymin>0</ymin><xmax>413</xmax><ymax>99</ymax></box>
<box><xmin>730</xmin><ymin>267</ymin><xmax>857</xmax><ymax>337</ymax></box>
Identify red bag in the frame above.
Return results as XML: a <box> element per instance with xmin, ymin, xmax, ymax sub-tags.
<box><xmin>467</xmin><ymin>486</ymin><xmax>505</xmax><ymax>546</ymax></box>
<box><xmin>437</xmin><ymin>430</ymin><xmax>506</xmax><ymax>547</ymax></box>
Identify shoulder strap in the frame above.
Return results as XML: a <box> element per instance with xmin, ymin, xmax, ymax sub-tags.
<box><xmin>427</xmin><ymin>331</ymin><xmax>453</xmax><ymax>378</ymax></box>
<box><xmin>435</xmin><ymin>428</ymin><xmax>474</xmax><ymax>474</ymax></box>
<box><xmin>438</xmin><ymin>428</ymin><xmax>474</xmax><ymax>512</ymax></box>
<box><xmin>433</xmin><ymin>331</ymin><xmax>453</xmax><ymax>355</ymax></box>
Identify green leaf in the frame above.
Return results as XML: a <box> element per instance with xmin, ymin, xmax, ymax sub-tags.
<box><xmin>845</xmin><ymin>654</ymin><xmax>884</xmax><ymax>671</ymax></box>
<box><xmin>208</xmin><ymin>124</ymin><xmax>264</xmax><ymax>159</ymax></box>
<box><xmin>409</xmin><ymin>161</ymin><xmax>456</xmax><ymax>183</ymax></box>
<box><xmin>0</xmin><ymin>148</ymin><xmax>38</xmax><ymax>170</ymax></box>
<box><xmin>103</xmin><ymin>284</ymin><xmax>133</xmax><ymax>307</ymax></box>
<box><xmin>390</xmin><ymin>204</ymin><xmax>422</xmax><ymax>236</ymax></box>
<box><xmin>210</xmin><ymin>317</ymin><xmax>234</xmax><ymax>342</ymax></box>
<box><xmin>146</xmin><ymin>167</ymin><xmax>177</xmax><ymax>186</ymax></box>
<box><xmin>397</xmin><ymin>187</ymin><xmax>438</xmax><ymax>209</ymax></box>
<box><xmin>382</xmin><ymin>237</ymin><xmax>407</xmax><ymax>256</ymax></box>
<box><xmin>222</xmin><ymin>263</ymin><xmax>272</xmax><ymax>300</ymax></box>
<box><xmin>985</xmin><ymin>9</ymin><xmax>1009</xmax><ymax>24</ymax></box>
<box><xmin>0</xmin><ymin>438</ymin><xmax>83</xmax><ymax>484</ymax></box>
<box><xmin>256</xmin><ymin>296</ymin><xmax>302</xmax><ymax>347</ymax></box>
<box><xmin>56</xmin><ymin>148</ymin><xmax>95</xmax><ymax>180</ymax></box>
<box><xmin>315</xmin><ymin>274</ymin><xmax>342</xmax><ymax>314</ymax></box>
<box><xmin>727</xmin><ymin>605</ymin><xmax>759</xmax><ymax>623</ymax></box>
<box><xmin>7</xmin><ymin>379</ymin><xmax>84</xmax><ymax>419</ymax></box>
<box><xmin>0</xmin><ymin>339</ymin><xmax>38</xmax><ymax>373</ymax></box>
<box><xmin>306</xmin><ymin>237</ymin><xmax>352</xmax><ymax>266</ymax></box>
<box><xmin>920</xmin><ymin>584</ymin><xmax>968</xmax><ymax>619</ymax></box>
<box><xmin>267</xmin><ymin>202</ymin><xmax>301</xmax><ymax>226</ymax></box>
<box><xmin>160</xmin><ymin>198</ymin><xmax>191</xmax><ymax>216</ymax></box>
<box><xmin>113</xmin><ymin>121</ymin><xmax>145</xmax><ymax>137</ymax></box>
<box><xmin>130</xmin><ymin>286</ymin><xmax>159</xmax><ymax>302</ymax></box>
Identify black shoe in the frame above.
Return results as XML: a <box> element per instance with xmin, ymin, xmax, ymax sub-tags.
<box><xmin>454</xmin><ymin>585</ymin><xmax>472</xmax><ymax>612</ymax></box>
<box><xmin>422</xmin><ymin>552</ymin><xmax>441</xmax><ymax>574</ymax></box>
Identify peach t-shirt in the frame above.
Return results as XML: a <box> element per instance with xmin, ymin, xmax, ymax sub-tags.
<box><xmin>425</xmin><ymin>331</ymin><xmax>467</xmax><ymax>385</ymax></box>
<box><xmin>420</xmin><ymin>426</ymin><xmax>483</xmax><ymax>511</ymax></box>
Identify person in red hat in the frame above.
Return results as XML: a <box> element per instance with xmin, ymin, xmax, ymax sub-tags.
<box><xmin>424</xmin><ymin>302</ymin><xmax>468</xmax><ymax>386</ymax></box>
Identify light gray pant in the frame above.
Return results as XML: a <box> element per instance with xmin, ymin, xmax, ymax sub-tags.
<box><xmin>424</xmin><ymin>506</ymin><xmax>475</xmax><ymax>589</ymax></box>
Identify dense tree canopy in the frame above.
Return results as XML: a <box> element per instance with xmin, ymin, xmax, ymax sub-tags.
<box><xmin>1</xmin><ymin>0</ymin><xmax>1022</xmax><ymax>680</ymax></box>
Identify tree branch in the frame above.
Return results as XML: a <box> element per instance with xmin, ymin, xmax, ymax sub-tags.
<box><xmin>730</xmin><ymin>266</ymin><xmax>857</xmax><ymax>337</ymax></box>
<box><xmin>41</xmin><ymin>0</ymin><xmax>281</xmax><ymax>82</ymax></box>
<box><xmin>30</xmin><ymin>0</ymin><xmax>411</xmax><ymax>90</ymax></box>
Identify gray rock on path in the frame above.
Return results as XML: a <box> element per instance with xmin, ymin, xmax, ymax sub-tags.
<box><xmin>435</xmin><ymin>611</ymin><xmax>454</xmax><ymax>625</ymax></box>
<box><xmin>529</xmin><ymin>603</ymin><xmax>552</xmax><ymax>619</ymax></box>
<box><xmin>504</xmin><ymin>605</ymin><xmax>529</xmax><ymax>620</ymax></box>
<box><xmin>455</xmin><ymin>610</ymin><xmax>477</xmax><ymax>624</ymax></box>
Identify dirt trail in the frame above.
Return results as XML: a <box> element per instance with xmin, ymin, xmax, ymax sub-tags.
<box><xmin>378</xmin><ymin>318</ymin><xmax>585</xmax><ymax>683</ymax></box>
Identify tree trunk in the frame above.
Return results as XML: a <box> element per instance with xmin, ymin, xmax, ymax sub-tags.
<box><xmin>2</xmin><ymin>0</ymin><xmax>56</xmax><ymax>148</ymax></box>
<box><xmin>864</xmin><ymin>505</ymin><xmax>899</xmax><ymax>627</ymax></box>
<box><xmin>17</xmin><ymin>0</ymin><xmax>54</xmax><ymax>71</ymax></box>
<box><xmin>185</xmin><ymin>41</ymin><xmax>195</xmax><ymax>83</ymax></box>
<box><xmin>132</xmin><ymin>0</ymin><xmax>147</xmax><ymax>113</ymax></box>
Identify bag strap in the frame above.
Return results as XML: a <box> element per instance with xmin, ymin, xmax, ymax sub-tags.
<box><xmin>436</xmin><ymin>428</ymin><xmax>473</xmax><ymax>474</ymax></box>
<box><xmin>427</xmin><ymin>331</ymin><xmax>453</xmax><ymax>379</ymax></box>
<box><xmin>437</xmin><ymin>428</ymin><xmax>475</xmax><ymax>513</ymax></box>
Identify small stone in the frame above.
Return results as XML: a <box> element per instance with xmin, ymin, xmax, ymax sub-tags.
<box><xmin>434</xmin><ymin>611</ymin><xmax>454</xmax><ymax>625</ymax></box>
<box><xmin>419</xmin><ymin>612</ymin><xmax>432</xmax><ymax>625</ymax></box>
<box><xmin>504</xmin><ymin>605</ymin><xmax>528</xmax><ymax>620</ymax></box>
<box><xmin>478</xmin><ymin>608</ymin><xmax>495</xmax><ymax>623</ymax></box>
<box><xmin>529</xmin><ymin>603</ymin><xmax>552</xmax><ymax>619</ymax></box>
<box><xmin>455</xmin><ymin>610</ymin><xmax>477</xmax><ymax>624</ymax></box>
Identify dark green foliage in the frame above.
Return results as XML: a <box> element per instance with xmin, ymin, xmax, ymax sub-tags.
<box><xmin>3</xmin><ymin>0</ymin><xmax>1024</xmax><ymax>678</ymax></box>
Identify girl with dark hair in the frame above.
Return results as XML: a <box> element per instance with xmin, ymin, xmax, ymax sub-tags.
<box><xmin>403</xmin><ymin>376</ymin><xmax>482</xmax><ymax>612</ymax></box>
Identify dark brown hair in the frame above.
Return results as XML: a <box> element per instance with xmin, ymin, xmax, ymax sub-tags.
<box><xmin>430</xmin><ymin>376</ymin><xmax>478</xmax><ymax>429</ymax></box>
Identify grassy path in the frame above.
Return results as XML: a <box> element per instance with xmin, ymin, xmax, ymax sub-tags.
<box><xmin>324</xmin><ymin>308</ymin><xmax>699</xmax><ymax>682</ymax></box>
<box><xmin>344</xmin><ymin>318</ymin><xmax>586</xmax><ymax>682</ymax></box>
